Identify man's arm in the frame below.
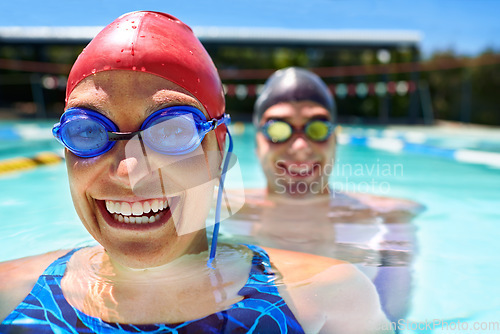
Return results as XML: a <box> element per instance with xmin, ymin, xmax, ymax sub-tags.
<box><xmin>265</xmin><ymin>247</ymin><xmax>394</xmax><ymax>333</ymax></box>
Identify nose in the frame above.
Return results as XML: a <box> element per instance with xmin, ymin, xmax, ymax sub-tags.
<box><xmin>116</xmin><ymin>157</ymin><xmax>139</xmax><ymax>178</ymax></box>
<box><xmin>287</xmin><ymin>135</ymin><xmax>312</xmax><ymax>157</ymax></box>
<box><xmin>109</xmin><ymin>141</ymin><xmax>152</xmax><ymax>188</ymax></box>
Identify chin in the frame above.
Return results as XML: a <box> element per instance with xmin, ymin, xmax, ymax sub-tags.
<box><xmin>104</xmin><ymin>240</ymin><xmax>172</xmax><ymax>269</ymax></box>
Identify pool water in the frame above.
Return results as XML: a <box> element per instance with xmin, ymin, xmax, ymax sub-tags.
<box><xmin>1</xmin><ymin>121</ymin><xmax>500</xmax><ymax>332</ymax></box>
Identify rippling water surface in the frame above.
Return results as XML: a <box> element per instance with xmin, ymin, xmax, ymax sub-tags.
<box><xmin>1</xmin><ymin>123</ymin><xmax>500</xmax><ymax>332</ymax></box>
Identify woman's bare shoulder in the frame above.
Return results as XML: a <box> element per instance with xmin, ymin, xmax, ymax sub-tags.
<box><xmin>0</xmin><ymin>249</ymin><xmax>70</xmax><ymax>322</ymax></box>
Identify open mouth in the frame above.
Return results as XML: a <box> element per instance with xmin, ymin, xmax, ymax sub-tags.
<box><xmin>276</xmin><ymin>161</ymin><xmax>321</xmax><ymax>178</ymax></box>
<box><xmin>97</xmin><ymin>197</ymin><xmax>180</xmax><ymax>230</ymax></box>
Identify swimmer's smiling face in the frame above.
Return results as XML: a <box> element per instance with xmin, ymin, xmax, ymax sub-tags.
<box><xmin>256</xmin><ymin>101</ymin><xmax>336</xmax><ymax>198</ymax></box>
<box><xmin>65</xmin><ymin>71</ymin><xmax>221</xmax><ymax>268</ymax></box>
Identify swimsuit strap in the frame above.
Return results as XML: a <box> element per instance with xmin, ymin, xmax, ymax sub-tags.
<box><xmin>41</xmin><ymin>247</ymin><xmax>82</xmax><ymax>276</ymax></box>
<box><xmin>234</xmin><ymin>244</ymin><xmax>305</xmax><ymax>333</ymax></box>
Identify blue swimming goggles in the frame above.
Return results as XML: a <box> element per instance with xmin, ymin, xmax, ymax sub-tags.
<box><xmin>52</xmin><ymin>106</ymin><xmax>231</xmax><ymax>158</ymax></box>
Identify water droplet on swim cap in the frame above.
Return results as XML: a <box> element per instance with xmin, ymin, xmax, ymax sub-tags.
<box><xmin>65</xmin><ymin>11</ymin><xmax>226</xmax><ymax>151</ymax></box>
<box><xmin>253</xmin><ymin>67</ymin><xmax>336</xmax><ymax>126</ymax></box>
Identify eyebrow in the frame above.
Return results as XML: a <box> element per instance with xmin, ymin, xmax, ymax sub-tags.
<box><xmin>264</xmin><ymin>116</ymin><xmax>292</xmax><ymax>123</ymax></box>
<box><xmin>146</xmin><ymin>97</ymin><xmax>205</xmax><ymax>116</ymax></box>
<box><xmin>308</xmin><ymin>115</ymin><xmax>331</xmax><ymax>121</ymax></box>
<box><xmin>264</xmin><ymin>115</ymin><xmax>331</xmax><ymax>123</ymax></box>
<box><xmin>66</xmin><ymin>102</ymin><xmax>112</xmax><ymax>118</ymax></box>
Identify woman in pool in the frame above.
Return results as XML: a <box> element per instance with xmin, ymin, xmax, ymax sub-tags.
<box><xmin>0</xmin><ymin>11</ymin><xmax>391</xmax><ymax>334</ymax></box>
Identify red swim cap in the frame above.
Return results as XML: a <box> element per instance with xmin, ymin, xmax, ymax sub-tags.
<box><xmin>66</xmin><ymin>11</ymin><xmax>226</xmax><ymax>151</ymax></box>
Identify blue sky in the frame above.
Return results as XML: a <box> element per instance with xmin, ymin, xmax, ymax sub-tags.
<box><xmin>1</xmin><ymin>0</ymin><xmax>499</xmax><ymax>57</ymax></box>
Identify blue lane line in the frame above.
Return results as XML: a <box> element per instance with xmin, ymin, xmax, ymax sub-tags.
<box><xmin>341</xmin><ymin>133</ymin><xmax>500</xmax><ymax>167</ymax></box>
<box><xmin>0</xmin><ymin>128</ymin><xmax>21</xmax><ymax>140</ymax></box>
<box><xmin>402</xmin><ymin>142</ymin><xmax>456</xmax><ymax>159</ymax></box>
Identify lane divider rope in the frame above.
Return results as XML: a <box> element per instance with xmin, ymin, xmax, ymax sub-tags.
<box><xmin>337</xmin><ymin>133</ymin><xmax>500</xmax><ymax>168</ymax></box>
<box><xmin>0</xmin><ymin>151</ymin><xmax>63</xmax><ymax>175</ymax></box>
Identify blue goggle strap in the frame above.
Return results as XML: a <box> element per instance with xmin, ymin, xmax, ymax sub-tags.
<box><xmin>208</xmin><ymin>129</ymin><xmax>233</xmax><ymax>268</ymax></box>
<box><xmin>197</xmin><ymin>113</ymin><xmax>231</xmax><ymax>136</ymax></box>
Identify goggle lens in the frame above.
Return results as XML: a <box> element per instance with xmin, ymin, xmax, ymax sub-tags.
<box><xmin>305</xmin><ymin>120</ymin><xmax>331</xmax><ymax>142</ymax></box>
<box><xmin>265</xmin><ymin>121</ymin><xmax>293</xmax><ymax>143</ymax></box>
<box><xmin>60</xmin><ymin>118</ymin><xmax>110</xmax><ymax>155</ymax></box>
<box><xmin>142</xmin><ymin>114</ymin><xmax>200</xmax><ymax>154</ymax></box>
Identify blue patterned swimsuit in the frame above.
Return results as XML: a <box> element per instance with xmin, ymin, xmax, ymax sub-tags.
<box><xmin>0</xmin><ymin>245</ymin><xmax>305</xmax><ymax>333</ymax></box>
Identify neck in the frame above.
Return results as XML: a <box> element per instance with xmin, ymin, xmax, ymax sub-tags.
<box><xmin>267</xmin><ymin>184</ymin><xmax>331</xmax><ymax>203</ymax></box>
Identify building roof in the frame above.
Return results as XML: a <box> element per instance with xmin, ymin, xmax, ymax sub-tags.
<box><xmin>0</xmin><ymin>26</ymin><xmax>421</xmax><ymax>48</ymax></box>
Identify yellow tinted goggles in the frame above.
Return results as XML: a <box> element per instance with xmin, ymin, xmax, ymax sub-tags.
<box><xmin>260</xmin><ymin>119</ymin><xmax>333</xmax><ymax>143</ymax></box>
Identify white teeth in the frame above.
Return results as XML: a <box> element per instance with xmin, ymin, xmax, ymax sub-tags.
<box><xmin>143</xmin><ymin>201</ymin><xmax>151</xmax><ymax>214</ymax></box>
<box><xmin>289</xmin><ymin>166</ymin><xmax>311</xmax><ymax>172</ymax></box>
<box><xmin>104</xmin><ymin>199</ymin><xmax>170</xmax><ymax>224</ymax></box>
<box><xmin>151</xmin><ymin>200</ymin><xmax>159</xmax><ymax>213</ymax></box>
<box><xmin>121</xmin><ymin>202</ymin><xmax>132</xmax><ymax>216</ymax></box>
<box><xmin>109</xmin><ymin>211</ymin><xmax>165</xmax><ymax>224</ymax></box>
<box><xmin>105</xmin><ymin>199</ymin><xmax>170</xmax><ymax>216</ymax></box>
<box><xmin>288</xmin><ymin>164</ymin><xmax>314</xmax><ymax>174</ymax></box>
<box><xmin>106</xmin><ymin>201</ymin><xmax>115</xmax><ymax>213</ymax></box>
<box><xmin>132</xmin><ymin>202</ymin><xmax>142</xmax><ymax>216</ymax></box>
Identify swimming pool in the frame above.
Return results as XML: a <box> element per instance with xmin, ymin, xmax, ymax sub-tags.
<box><xmin>1</xmin><ymin>120</ymin><xmax>500</xmax><ymax>332</ymax></box>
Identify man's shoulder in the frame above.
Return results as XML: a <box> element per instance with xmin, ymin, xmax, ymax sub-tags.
<box><xmin>344</xmin><ymin>192</ymin><xmax>425</xmax><ymax>222</ymax></box>
<box><xmin>263</xmin><ymin>246</ymin><xmax>354</xmax><ymax>283</ymax></box>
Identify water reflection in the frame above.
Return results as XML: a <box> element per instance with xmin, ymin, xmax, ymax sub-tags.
<box><xmin>219</xmin><ymin>189</ymin><xmax>419</xmax><ymax>325</ymax></box>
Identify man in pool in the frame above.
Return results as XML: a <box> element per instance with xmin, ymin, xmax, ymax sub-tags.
<box><xmin>246</xmin><ymin>67</ymin><xmax>423</xmax><ymax>219</ymax></box>
<box><xmin>0</xmin><ymin>11</ymin><xmax>392</xmax><ymax>333</ymax></box>
<box><xmin>224</xmin><ymin>67</ymin><xmax>423</xmax><ymax>324</ymax></box>
<box><xmin>228</xmin><ymin>67</ymin><xmax>422</xmax><ymax>246</ymax></box>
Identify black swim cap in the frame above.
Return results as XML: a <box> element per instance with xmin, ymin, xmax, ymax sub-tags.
<box><xmin>253</xmin><ymin>67</ymin><xmax>336</xmax><ymax>126</ymax></box>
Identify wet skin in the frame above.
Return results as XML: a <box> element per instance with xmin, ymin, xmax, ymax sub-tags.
<box><xmin>256</xmin><ymin>101</ymin><xmax>336</xmax><ymax>199</ymax></box>
<box><xmin>64</xmin><ymin>70</ymin><xmax>221</xmax><ymax>269</ymax></box>
<box><xmin>253</xmin><ymin>100</ymin><xmax>423</xmax><ymax>221</ymax></box>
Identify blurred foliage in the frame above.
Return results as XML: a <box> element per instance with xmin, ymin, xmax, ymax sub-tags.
<box><xmin>208</xmin><ymin>44</ymin><xmax>419</xmax><ymax>123</ymax></box>
<box><xmin>420</xmin><ymin>50</ymin><xmax>500</xmax><ymax>125</ymax></box>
